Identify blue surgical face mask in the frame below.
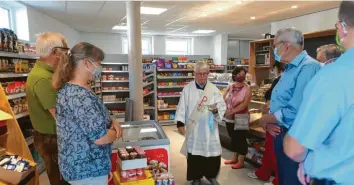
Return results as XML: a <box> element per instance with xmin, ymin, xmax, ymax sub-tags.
<box><xmin>86</xmin><ymin>60</ymin><xmax>102</xmax><ymax>81</ymax></box>
<box><xmin>274</xmin><ymin>48</ymin><xmax>282</xmax><ymax>62</ymax></box>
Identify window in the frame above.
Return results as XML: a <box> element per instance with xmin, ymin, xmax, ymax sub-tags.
<box><xmin>165</xmin><ymin>38</ymin><xmax>191</xmax><ymax>55</ymax></box>
<box><xmin>122</xmin><ymin>37</ymin><xmax>152</xmax><ymax>55</ymax></box>
<box><xmin>0</xmin><ymin>7</ymin><xmax>10</xmax><ymax>29</ymax></box>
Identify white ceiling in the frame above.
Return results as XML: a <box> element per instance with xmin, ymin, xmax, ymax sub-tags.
<box><xmin>22</xmin><ymin>1</ymin><xmax>340</xmax><ymax>39</ymax></box>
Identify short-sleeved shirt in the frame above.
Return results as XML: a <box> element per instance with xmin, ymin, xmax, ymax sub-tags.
<box><xmin>56</xmin><ymin>83</ymin><xmax>111</xmax><ymax>181</ymax></box>
<box><xmin>270</xmin><ymin>51</ymin><xmax>321</xmax><ymax>128</ymax></box>
<box><xmin>288</xmin><ymin>47</ymin><xmax>354</xmax><ymax>184</ymax></box>
<box><xmin>26</xmin><ymin>61</ymin><xmax>58</xmax><ymax>134</ymax></box>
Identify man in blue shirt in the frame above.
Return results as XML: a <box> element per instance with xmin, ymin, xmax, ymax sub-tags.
<box><xmin>284</xmin><ymin>1</ymin><xmax>354</xmax><ymax>185</ymax></box>
<box><xmin>260</xmin><ymin>28</ymin><xmax>321</xmax><ymax>185</ymax></box>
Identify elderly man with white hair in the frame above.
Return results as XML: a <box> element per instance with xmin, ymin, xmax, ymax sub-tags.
<box><xmin>259</xmin><ymin>28</ymin><xmax>321</xmax><ymax>185</ymax></box>
<box><xmin>26</xmin><ymin>32</ymin><xmax>70</xmax><ymax>185</ymax></box>
<box><xmin>175</xmin><ymin>61</ymin><xmax>226</xmax><ymax>185</ymax></box>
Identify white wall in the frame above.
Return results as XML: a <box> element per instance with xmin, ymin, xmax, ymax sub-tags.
<box><xmin>152</xmin><ymin>36</ymin><xmax>165</xmax><ymax>55</ymax></box>
<box><xmin>79</xmin><ymin>32</ymin><xmax>123</xmax><ymax>54</ymax></box>
<box><xmin>79</xmin><ymin>32</ymin><xmax>214</xmax><ymax>55</ymax></box>
<box><xmin>271</xmin><ymin>8</ymin><xmax>338</xmax><ymax>34</ymax></box>
<box><xmin>227</xmin><ymin>40</ymin><xmax>251</xmax><ymax>59</ymax></box>
<box><xmin>193</xmin><ymin>36</ymin><xmax>213</xmax><ymax>56</ymax></box>
<box><xmin>26</xmin><ymin>6</ymin><xmax>80</xmax><ymax>47</ymax></box>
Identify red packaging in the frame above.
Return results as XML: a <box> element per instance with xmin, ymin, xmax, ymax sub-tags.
<box><xmin>121</xmin><ymin>170</ymin><xmax>128</xmax><ymax>179</ymax></box>
<box><xmin>136</xmin><ymin>168</ymin><xmax>143</xmax><ymax>177</ymax></box>
<box><xmin>128</xmin><ymin>169</ymin><xmax>136</xmax><ymax>178</ymax></box>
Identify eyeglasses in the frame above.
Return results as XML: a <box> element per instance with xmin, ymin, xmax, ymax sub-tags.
<box><xmin>52</xmin><ymin>46</ymin><xmax>70</xmax><ymax>52</ymax></box>
<box><xmin>335</xmin><ymin>21</ymin><xmax>347</xmax><ymax>30</ymax></box>
<box><xmin>272</xmin><ymin>41</ymin><xmax>284</xmax><ymax>50</ymax></box>
<box><xmin>195</xmin><ymin>72</ymin><xmax>209</xmax><ymax>77</ymax></box>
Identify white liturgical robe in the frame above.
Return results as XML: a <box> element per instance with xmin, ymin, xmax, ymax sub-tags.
<box><xmin>175</xmin><ymin>81</ymin><xmax>226</xmax><ymax>157</ymax></box>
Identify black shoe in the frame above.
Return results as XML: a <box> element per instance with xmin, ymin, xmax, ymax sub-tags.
<box><xmin>192</xmin><ymin>179</ymin><xmax>202</xmax><ymax>185</ymax></box>
<box><xmin>207</xmin><ymin>178</ymin><xmax>220</xmax><ymax>185</ymax></box>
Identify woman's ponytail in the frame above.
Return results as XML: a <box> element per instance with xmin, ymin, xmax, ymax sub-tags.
<box><xmin>52</xmin><ymin>51</ymin><xmax>75</xmax><ymax>89</ymax></box>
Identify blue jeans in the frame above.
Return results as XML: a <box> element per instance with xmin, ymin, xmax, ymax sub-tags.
<box><xmin>274</xmin><ymin>126</ymin><xmax>301</xmax><ymax>185</ymax></box>
<box><xmin>69</xmin><ymin>175</ymin><xmax>108</xmax><ymax>185</ymax></box>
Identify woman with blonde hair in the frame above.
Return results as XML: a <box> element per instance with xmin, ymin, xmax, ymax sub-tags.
<box><xmin>53</xmin><ymin>42</ymin><xmax>122</xmax><ymax>185</ymax></box>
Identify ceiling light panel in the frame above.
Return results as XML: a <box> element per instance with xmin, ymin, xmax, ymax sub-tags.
<box><xmin>141</xmin><ymin>7</ymin><xmax>167</xmax><ymax>15</ymax></box>
<box><xmin>112</xmin><ymin>25</ymin><xmax>127</xmax><ymax>30</ymax></box>
<box><xmin>291</xmin><ymin>5</ymin><xmax>298</xmax><ymax>9</ymax></box>
<box><xmin>192</xmin><ymin>30</ymin><xmax>216</xmax><ymax>34</ymax></box>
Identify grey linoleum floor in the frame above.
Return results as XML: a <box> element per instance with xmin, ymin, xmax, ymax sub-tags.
<box><xmin>39</xmin><ymin>126</ymin><xmax>269</xmax><ymax>185</ymax></box>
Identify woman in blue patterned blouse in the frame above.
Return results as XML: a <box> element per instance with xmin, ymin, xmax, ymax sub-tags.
<box><xmin>52</xmin><ymin>42</ymin><xmax>122</xmax><ymax>185</ymax></box>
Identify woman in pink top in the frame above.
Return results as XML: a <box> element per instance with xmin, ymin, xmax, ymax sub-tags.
<box><xmin>223</xmin><ymin>67</ymin><xmax>252</xmax><ymax>169</ymax></box>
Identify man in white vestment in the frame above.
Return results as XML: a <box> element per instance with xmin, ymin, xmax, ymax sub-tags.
<box><xmin>175</xmin><ymin>61</ymin><xmax>226</xmax><ymax>185</ymax></box>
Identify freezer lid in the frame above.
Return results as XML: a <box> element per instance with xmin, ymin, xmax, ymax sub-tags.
<box><xmin>112</xmin><ymin>120</ymin><xmax>170</xmax><ymax>149</ymax></box>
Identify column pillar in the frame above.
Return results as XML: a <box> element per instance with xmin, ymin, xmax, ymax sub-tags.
<box><xmin>126</xmin><ymin>1</ymin><xmax>143</xmax><ymax>121</ymax></box>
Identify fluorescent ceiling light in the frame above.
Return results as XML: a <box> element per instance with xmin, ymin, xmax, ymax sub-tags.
<box><xmin>250</xmin><ymin>16</ymin><xmax>256</xmax><ymax>20</ymax></box>
<box><xmin>121</xmin><ymin>124</ymin><xmax>131</xmax><ymax>128</ymax></box>
<box><xmin>217</xmin><ymin>7</ymin><xmax>224</xmax><ymax>11</ymax></box>
<box><xmin>112</xmin><ymin>25</ymin><xmax>127</xmax><ymax>30</ymax></box>
<box><xmin>193</xmin><ymin>30</ymin><xmax>216</xmax><ymax>34</ymax></box>
<box><xmin>291</xmin><ymin>5</ymin><xmax>298</xmax><ymax>9</ymax></box>
<box><xmin>141</xmin><ymin>7</ymin><xmax>167</xmax><ymax>15</ymax></box>
<box><xmin>236</xmin><ymin>0</ymin><xmax>242</xmax><ymax>4</ymax></box>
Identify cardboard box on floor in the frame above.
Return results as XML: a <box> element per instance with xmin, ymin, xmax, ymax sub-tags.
<box><xmin>0</xmin><ymin>153</ymin><xmax>37</xmax><ymax>185</ymax></box>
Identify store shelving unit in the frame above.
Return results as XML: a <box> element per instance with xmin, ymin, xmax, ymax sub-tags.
<box><xmin>0</xmin><ymin>82</ymin><xmax>39</xmax><ymax>185</ymax></box>
<box><xmin>142</xmin><ymin>64</ymin><xmax>157</xmax><ymax>120</ymax></box>
<box><xmin>101</xmin><ymin>62</ymin><xmax>130</xmax><ymax>120</ymax></box>
<box><xmin>0</xmin><ymin>51</ymin><xmax>44</xmax><ymax>182</ymax></box>
<box><xmin>101</xmin><ymin>60</ymin><xmax>158</xmax><ymax>121</ymax></box>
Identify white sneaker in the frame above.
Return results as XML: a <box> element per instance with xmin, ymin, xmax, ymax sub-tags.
<box><xmin>264</xmin><ymin>182</ymin><xmax>274</xmax><ymax>185</ymax></box>
<box><xmin>247</xmin><ymin>172</ymin><xmax>258</xmax><ymax>179</ymax></box>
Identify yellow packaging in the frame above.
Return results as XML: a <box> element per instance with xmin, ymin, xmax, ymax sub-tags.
<box><xmin>113</xmin><ymin>171</ymin><xmax>154</xmax><ymax>185</ymax></box>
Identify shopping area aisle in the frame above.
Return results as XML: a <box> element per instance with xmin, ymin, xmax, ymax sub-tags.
<box><xmin>39</xmin><ymin>125</ymin><xmax>265</xmax><ymax>185</ymax></box>
<box><xmin>164</xmin><ymin>126</ymin><xmax>264</xmax><ymax>185</ymax></box>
